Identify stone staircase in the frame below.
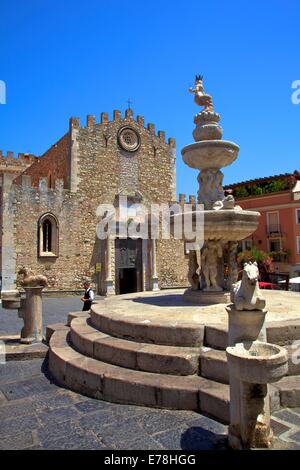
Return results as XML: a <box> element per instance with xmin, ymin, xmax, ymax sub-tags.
<box><xmin>47</xmin><ymin>308</ymin><xmax>300</xmax><ymax>424</ymax></box>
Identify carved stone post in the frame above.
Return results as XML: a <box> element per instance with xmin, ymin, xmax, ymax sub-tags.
<box><xmin>20</xmin><ymin>287</ymin><xmax>44</xmax><ymax>344</ymax></box>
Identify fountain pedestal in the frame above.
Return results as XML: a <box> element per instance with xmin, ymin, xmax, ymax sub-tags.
<box><xmin>227</xmin><ymin>341</ymin><xmax>288</xmax><ymax>449</ymax></box>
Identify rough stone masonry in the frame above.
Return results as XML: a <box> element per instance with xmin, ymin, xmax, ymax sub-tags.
<box><xmin>0</xmin><ymin>108</ymin><xmax>192</xmax><ymax>294</ymax></box>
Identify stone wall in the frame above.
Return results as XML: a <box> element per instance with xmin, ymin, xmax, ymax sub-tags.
<box><xmin>1</xmin><ymin>109</ymin><xmax>189</xmax><ymax>292</ymax></box>
<box><xmin>14</xmin><ymin>134</ymin><xmax>70</xmax><ymax>188</ymax></box>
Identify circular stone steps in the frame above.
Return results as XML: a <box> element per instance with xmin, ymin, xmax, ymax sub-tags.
<box><xmin>47</xmin><ymin>291</ymin><xmax>300</xmax><ymax>423</ymax></box>
<box><xmin>49</xmin><ymin>327</ymin><xmax>230</xmax><ymax>423</ymax></box>
<box><xmin>70</xmin><ymin>316</ymin><xmax>200</xmax><ymax>376</ymax></box>
<box><xmin>90</xmin><ymin>306</ymin><xmax>205</xmax><ymax>347</ymax></box>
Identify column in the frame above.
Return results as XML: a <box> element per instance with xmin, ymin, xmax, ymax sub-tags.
<box><xmin>105</xmin><ymin>237</ymin><xmax>115</xmax><ymax>296</ymax></box>
<box><xmin>151</xmin><ymin>239</ymin><xmax>159</xmax><ymax>291</ymax></box>
<box><xmin>20</xmin><ymin>287</ymin><xmax>44</xmax><ymax>344</ymax></box>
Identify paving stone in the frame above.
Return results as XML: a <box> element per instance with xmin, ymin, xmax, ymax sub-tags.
<box><xmin>0</xmin><ymin>376</ymin><xmax>59</xmax><ymax>400</ymax></box>
<box><xmin>0</xmin><ymin>359</ymin><xmax>45</xmax><ymax>384</ymax></box>
<box><xmin>286</xmin><ymin>430</ymin><xmax>300</xmax><ymax>443</ymax></box>
<box><xmin>108</xmin><ymin>435</ymin><xmax>166</xmax><ymax>450</ymax></box>
<box><xmin>37</xmin><ymin>405</ymin><xmax>82</xmax><ymax>425</ymax></box>
<box><xmin>270</xmin><ymin>419</ymin><xmax>291</xmax><ymax>437</ymax></box>
<box><xmin>272</xmin><ymin>409</ymin><xmax>300</xmax><ymax>426</ymax></box>
<box><xmin>0</xmin><ymin>431</ymin><xmax>35</xmax><ymax>450</ymax></box>
<box><xmin>74</xmin><ymin>398</ymin><xmax>112</xmax><ymax>414</ymax></box>
<box><xmin>39</xmin><ymin>430</ymin><xmax>107</xmax><ymax>450</ymax></box>
<box><xmin>97</xmin><ymin>419</ymin><xmax>148</xmax><ymax>445</ymax></box>
<box><xmin>78</xmin><ymin>409</ymin><xmax>127</xmax><ymax>433</ymax></box>
<box><xmin>0</xmin><ymin>414</ymin><xmax>40</xmax><ymax>438</ymax></box>
<box><xmin>137</xmin><ymin>411</ymin><xmax>190</xmax><ymax>436</ymax></box>
<box><xmin>32</xmin><ymin>391</ymin><xmax>77</xmax><ymax>411</ymax></box>
<box><xmin>0</xmin><ymin>398</ymin><xmax>35</xmax><ymax>420</ymax></box>
<box><xmin>37</xmin><ymin>419</ymin><xmax>83</xmax><ymax>443</ymax></box>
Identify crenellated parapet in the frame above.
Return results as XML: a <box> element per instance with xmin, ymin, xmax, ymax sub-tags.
<box><xmin>178</xmin><ymin>194</ymin><xmax>197</xmax><ymax>205</ymax></box>
<box><xmin>0</xmin><ymin>150</ymin><xmax>38</xmax><ymax>163</ymax></box>
<box><xmin>69</xmin><ymin>108</ymin><xmax>176</xmax><ymax>148</ymax></box>
<box><xmin>0</xmin><ymin>151</ymin><xmax>39</xmax><ymax>177</ymax></box>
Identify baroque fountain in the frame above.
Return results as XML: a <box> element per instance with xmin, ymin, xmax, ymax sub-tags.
<box><xmin>182</xmin><ymin>75</ymin><xmax>261</xmax><ymax>304</ymax></box>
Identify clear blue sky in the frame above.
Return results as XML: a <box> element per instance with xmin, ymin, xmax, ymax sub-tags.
<box><xmin>0</xmin><ymin>0</ymin><xmax>299</xmax><ymax>196</ymax></box>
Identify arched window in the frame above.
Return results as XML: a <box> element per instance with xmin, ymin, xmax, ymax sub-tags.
<box><xmin>38</xmin><ymin>213</ymin><xmax>59</xmax><ymax>257</ymax></box>
<box><xmin>43</xmin><ymin>219</ymin><xmax>52</xmax><ymax>252</ymax></box>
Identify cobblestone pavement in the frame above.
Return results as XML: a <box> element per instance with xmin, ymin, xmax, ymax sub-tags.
<box><xmin>0</xmin><ymin>295</ymin><xmax>95</xmax><ymax>336</ymax></box>
<box><xmin>0</xmin><ymin>358</ymin><xmax>299</xmax><ymax>450</ymax></box>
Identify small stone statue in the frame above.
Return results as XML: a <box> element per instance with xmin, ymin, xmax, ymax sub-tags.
<box><xmin>231</xmin><ymin>262</ymin><xmax>266</xmax><ymax>311</ymax></box>
<box><xmin>201</xmin><ymin>240</ymin><xmax>223</xmax><ymax>291</ymax></box>
<box><xmin>18</xmin><ymin>266</ymin><xmax>48</xmax><ymax>287</ymax></box>
<box><xmin>189</xmin><ymin>75</ymin><xmax>214</xmax><ymax>112</ymax></box>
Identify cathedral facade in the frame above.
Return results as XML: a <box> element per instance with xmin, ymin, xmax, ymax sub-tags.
<box><xmin>0</xmin><ymin>108</ymin><xmax>191</xmax><ymax>294</ymax></box>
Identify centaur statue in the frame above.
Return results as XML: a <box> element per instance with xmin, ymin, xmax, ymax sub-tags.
<box><xmin>189</xmin><ymin>75</ymin><xmax>214</xmax><ymax>112</ymax></box>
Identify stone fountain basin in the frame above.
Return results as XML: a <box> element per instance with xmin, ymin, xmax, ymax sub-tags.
<box><xmin>172</xmin><ymin>209</ymin><xmax>260</xmax><ymax>242</ymax></box>
<box><xmin>226</xmin><ymin>341</ymin><xmax>288</xmax><ymax>384</ymax></box>
<box><xmin>181</xmin><ymin>140</ymin><xmax>239</xmax><ymax>170</ymax></box>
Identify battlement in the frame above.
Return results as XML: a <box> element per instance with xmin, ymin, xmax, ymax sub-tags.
<box><xmin>15</xmin><ymin>175</ymin><xmax>65</xmax><ymax>192</ymax></box>
<box><xmin>178</xmin><ymin>194</ymin><xmax>197</xmax><ymax>205</ymax></box>
<box><xmin>0</xmin><ymin>150</ymin><xmax>39</xmax><ymax>166</ymax></box>
<box><xmin>69</xmin><ymin>109</ymin><xmax>176</xmax><ymax>147</ymax></box>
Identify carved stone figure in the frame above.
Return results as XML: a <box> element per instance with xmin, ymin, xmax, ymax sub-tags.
<box><xmin>18</xmin><ymin>266</ymin><xmax>48</xmax><ymax>287</ymax></box>
<box><xmin>188</xmin><ymin>250</ymin><xmax>200</xmax><ymax>290</ymax></box>
<box><xmin>198</xmin><ymin>169</ymin><xmax>224</xmax><ymax>209</ymax></box>
<box><xmin>189</xmin><ymin>75</ymin><xmax>214</xmax><ymax>112</ymax></box>
<box><xmin>230</xmin><ymin>262</ymin><xmax>266</xmax><ymax>311</ymax></box>
<box><xmin>201</xmin><ymin>240</ymin><xmax>223</xmax><ymax>291</ymax></box>
<box><xmin>212</xmin><ymin>195</ymin><xmax>236</xmax><ymax>211</ymax></box>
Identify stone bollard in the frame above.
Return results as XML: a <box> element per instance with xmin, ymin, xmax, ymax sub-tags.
<box><xmin>20</xmin><ymin>286</ymin><xmax>44</xmax><ymax>344</ymax></box>
<box><xmin>226</xmin><ymin>340</ymin><xmax>288</xmax><ymax>449</ymax></box>
<box><xmin>226</xmin><ymin>305</ymin><xmax>269</xmax><ymax>449</ymax></box>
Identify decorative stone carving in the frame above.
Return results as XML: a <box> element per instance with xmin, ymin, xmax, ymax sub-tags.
<box><xmin>193</xmin><ymin>110</ymin><xmax>223</xmax><ymax>141</ymax></box>
<box><xmin>230</xmin><ymin>262</ymin><xmax>266</xmax><ymax>311</ymax></box>
<box><xmin>18</xmin><ymin>266</ymin><xmax>48</xmax><ymax>287</ymax></box>
<box><xmin>117</xmin><ymin>126</ymin><xmax>140</xmax><ymax>152</ymax></box>
<box><xmin>187</xmin><ymin>250</ymin><xmax>200</xmax><ymax>290</ymax></box>
<box><xmin>201</xmin><ymin>240</ymin><xmax>223</xmax><ymax>291</ymax></box>
<box><xmin>189</xmin><ymin>75</ymin><xmax>214</xmax><ymax>112</ymax></box>
<box><xmin>212</xmin><ymin>194</ymin><xmax>236</xmax><ymax>211</ymax></box>
<box><xmin>197</xmin><ymin>169</ymin><xmax>224</xmax><ymax>209</ymax></box>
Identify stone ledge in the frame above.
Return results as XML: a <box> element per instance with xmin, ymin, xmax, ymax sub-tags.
<box><xmin>0</xmin><ymin>336</ymin><xmax>48</xmax><ymax>361</ymax></box>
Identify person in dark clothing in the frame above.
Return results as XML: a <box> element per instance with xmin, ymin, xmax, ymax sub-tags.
<box><xmin>81</xmin><ymin>282</ymin><xmax>94</xmax><ymax>311</ymax></box>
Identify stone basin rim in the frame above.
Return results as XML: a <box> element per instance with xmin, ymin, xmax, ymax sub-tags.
<box><xmin>181</xmin><ymin>140</ymin><xmax>240</xmax><ymax>153</ymax></box>
<box><xmin>226</xmin><ymin>341</ymin><xmax>288</xmax><ymax>364</ymax></box>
